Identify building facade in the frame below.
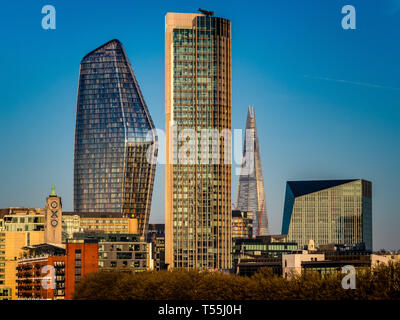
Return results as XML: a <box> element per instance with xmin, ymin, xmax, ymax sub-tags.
<box><xmin>237</xmin><ymin>250</ymin><xmax>388</xmax><ymax>278</ymax></box>
<box><xmin>62</xmin><ymin>212</ymin><xmax>139</xmax><ymax>241</ymax></box>
<box><xmin>72</xmin><ymin>232</ymin><xmax>151</xmax><ymax>272</ymax></box>
<box><xmin>232</xmin><ymin>210</ymin><xmax>254</xmax><ymax>239</ymax></box>
<box><xmin>165</xmin><ymin>12</ymin><xmax>232</xmax><ymax>270</ymax></box>
<box><xmin>64</xmin><ymin>240</ymin><xmax>98</xmax><ymax>300</ymax></box>
<box><xmin>147</xmin><ymin>224</ymin><xmax>166</xmax><ymax>270</ymax></box>
<box><xmin>74</xmin><ymin>39</ymin><xmax>157</xmax><ymax>236</ymax></box>
<box><xmin>17</xmin><ymin>241</ymin><xmax>98</xmax><ymax>300</ymax></box>
<box><xmin>236</xmin><ymin>107</ymin><xmax>269</xmax><ymax>236</ymax></box>
<box><xmin>0</xmin><ymin>212</ymin><xmax>44</xmax><ymax>300</ymax></box>
<box><xmin>17</xmin><ymin>244</ymin><xmax>66</xmax><ymax>300</ymax></box>
<box><xmin>233</xmin><ymin>235</ymin><xmax>298</xmax><ymax>259</ymax></box>
<box><xmin>0</xmin><ymin>208</ymin><xmax>44</xmax><ymax>232</ymax></box>
<box><xmin>281</xmin><ymin>179</ymin><xmax>372</xmax><ymax>251</ymax></box>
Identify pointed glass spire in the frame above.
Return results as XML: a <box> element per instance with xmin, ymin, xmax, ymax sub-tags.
<box><xmin>236</xmin><ymin>106</ymin><xmax>269</xmax><ymax>236</ymax></box>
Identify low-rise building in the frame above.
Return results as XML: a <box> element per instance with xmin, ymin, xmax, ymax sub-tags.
<box><xmin>17</xmin><ymin>244</ymin><xmax>66</xmax><ymax>300</ymax></box>
<box><xmin>62</xmin><ymin>212</ymin><xmax>140</xmax><ymax>242</ymax></box>
<box><xmin>0</xmin><ymin>208</ymin><xmax>44</xmax><ymax>232</ymax></box>
<box><xmin>237</xmin><ymin>249</ymin><xmax>395</xmax><ymax>278</ymax></box>
<box><xmin>0</xmin><ymin>229</ymin><xmax>44</xmax><ymax>300</ymax></box>
<box><xmin>16</xmin><ymin>240</ymin><xmax>98</xmax><ymax>300</ymax></box>
<box><xmin>72</xmin><ymin>232</ymin><xmax>152</xmax><ymax>272</ymax></box>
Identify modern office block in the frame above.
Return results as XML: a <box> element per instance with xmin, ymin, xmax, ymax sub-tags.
<box><xmin>281</xmin><ymin>179</ymin><xmax>372</xmax><ymax>251</ymax></box>
<box><xmin>236</xmin><ymin>107</ymin><xmax>269</xmax><ymax>236</ymax></box>
<box><xmin>74</xmin><ymin>39</ymin><xmax>157</xmax><ymax>236</ymax></box>
<box><xmin>165</xmin><ymin>12</ymin><xmax>232</xmax><ymax>269</ymax></box>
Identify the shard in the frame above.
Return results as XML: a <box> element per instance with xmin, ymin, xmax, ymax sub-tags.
<box><xmin>236</xmin><ymin>106</ymin><xmax>269</xmax><ymax>236</ymax></box>
<box><xmin>74</xmin><ymin>39</ymin><xmax>157</xmax><ymax>236</ymax></box>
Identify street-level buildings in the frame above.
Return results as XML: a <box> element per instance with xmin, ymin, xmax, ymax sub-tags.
<box><xmin>16</xmin><ymin>240</ymin><xmax>98</xmax><ymax>300</ymax></box>
<box><xmin>0</xmin><ymin>208</ymin><xmax>45</xmax><ymax>300</ymax></box>
<box><xmin>72</xmin><ymin>232</ymin><xmax>151</xmax><ymax>272</ymax></box>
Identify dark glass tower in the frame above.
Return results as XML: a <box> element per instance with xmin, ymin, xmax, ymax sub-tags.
<box><xmin>74</xmin><ymin>39</ymin><xmax>157</xmax><ymax>236</ymax></box>
<box><xmin>236</xmin><ymin>107</ymin><xmax>269</xmax><ymax>236</ymax></box>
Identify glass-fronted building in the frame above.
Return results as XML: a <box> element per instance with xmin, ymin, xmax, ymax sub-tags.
<box><xmin>74</xmin><ymin>39</ymin><xmax>157</xmax><ymax>236</ymax></box>
<box><xmin>165</xmin><ymin>13</ymin><xmax>232</xmax><ymax>269</ymax></box>
<box><xmin>236</xmin><ymin>107</ymin><xmax>269</xmax><ymax>236</ymax></box>
<box><xmin>281</xmin><ymin>179</ymin><xmax>372</xmax><ymax>251</ymax></box>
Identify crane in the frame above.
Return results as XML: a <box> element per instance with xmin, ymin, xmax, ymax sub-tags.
<box><xmin>198</xmin><ymin>8</ymin><xmax>214</xmax><ymax>16</ymax></box>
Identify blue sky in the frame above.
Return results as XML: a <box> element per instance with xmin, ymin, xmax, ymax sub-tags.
<box><xmin>0</xmin><ymin>0</ymin><xmax>399</xmax><ymax>250</ymax></box>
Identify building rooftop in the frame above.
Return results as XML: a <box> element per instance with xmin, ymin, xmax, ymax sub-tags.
<box><xmin>287</xmin><ymin>180</ymin><xmax>358</xmax><ymax>197</ymax></box>
<box><xmin>63</xmin><ymin>211</ymin><xmax>125</xmax><ymax>218</ymax></box>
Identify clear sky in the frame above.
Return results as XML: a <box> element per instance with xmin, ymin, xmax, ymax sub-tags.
<box><xmin>0</xmin><ymin>0</ymin><xmax>399</xmax><ymax>250</ymax></box>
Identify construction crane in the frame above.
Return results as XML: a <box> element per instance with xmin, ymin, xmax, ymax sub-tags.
<box><xmin>198</xmin><ymin>8</ymin><xmax>214</xmax><ymax>16</ymax></box>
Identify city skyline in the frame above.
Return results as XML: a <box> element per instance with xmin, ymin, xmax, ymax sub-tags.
<box><xmin>0</xmin><ymin>1</ymin><xmax>399</xmax><ymax>250</ymax></box>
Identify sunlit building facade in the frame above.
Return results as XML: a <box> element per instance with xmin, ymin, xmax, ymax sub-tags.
<box><xmin>232</xmin><ymin>210</ymin><xmax>254</xmax><ymax>239</ymax></box>
<box><xmin>62</xmin><ymin>212</ymin><xmax>139</xmax><ymax>241</ymax></box>
<box><xmin>236</xmin><ymin>107</ymin><xmax>269</xmax><ymax>236</ymax></box>
<box><xmin>74</xmin><ymin>39</ymin><xmax>157</xmax><ymax>236</ymax></box>
<box><xmin>165</xmin><ymin>13</ymin><xmax>232</xmax><ymax>269</ymax></box>
<box><xmin>0</xmin><ymin>208</ymin><xmax>45</xmax><ymax>300</ymax></box>
<box><xmin>281</xmin><ymin>179</ymin><xmax>372</xmax><ymax>251</ymax></box>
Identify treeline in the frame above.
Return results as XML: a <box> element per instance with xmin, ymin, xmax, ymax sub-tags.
<box><xmin>74</xmin><ymin>262</ymin><xmax>400</xmax><ymax>300</ymax></box>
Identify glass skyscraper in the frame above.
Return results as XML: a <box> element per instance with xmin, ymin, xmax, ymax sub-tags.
<box><xmin>74</xmin><ymin>39</ymin><xmax>157</xmax><ymax>236</ymax></box>
<box><xmin>165</xmin><ymin>12</ymin><xmax>232</xmax><ymax>269</ymax></box>
<box><xmin>281</xmin><ymin>179</ymin><xmax>372</xmax><ymax>251</ymax></box>
<box><xmin>236</xmin><ymin>106</ymin><xmax>269</xmax><ymax>236</ymax></box>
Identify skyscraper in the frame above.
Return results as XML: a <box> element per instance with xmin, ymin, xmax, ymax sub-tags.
<box><xmin>165</xmin><ymin>12</ymin><xmax>232</xmax><ymax>269</ymax></box>
<box><xmin>236</xmin><ymin>107</ymin><xmax>269</xmax><ymax>236</ymax></box>
<box><xmin>74</xmin><ymin>39</ymin><xmax>157</xmax><ymax>236</ymax></box>
<box><xmin>281</xmin><ymin>179</ymin><xmax>372</xmax><ymax>251</ymax></box>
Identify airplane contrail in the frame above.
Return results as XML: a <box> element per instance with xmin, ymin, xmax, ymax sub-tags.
<box><xmin>304</xmin><ymin>75</ymin><xmax>400</xmax><ymax>91</ymax></box>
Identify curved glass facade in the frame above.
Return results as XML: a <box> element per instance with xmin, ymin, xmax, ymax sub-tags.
<box><xmin>74</xmin><ymin>39</ymin><xmax>157</xmax><ymax>236</ymax></box>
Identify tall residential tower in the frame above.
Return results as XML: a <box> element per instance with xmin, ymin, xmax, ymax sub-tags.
<box><xmin>74</xmin><ymin>39</ymin><xmax>157</xmax><ymax>236</ymax></box>
<box><xmin>236</xmin><ymin>106</ymin><xmax>269</xmax><ymax>236</ymax></box>
<box><xmin>165</xmin><ymin>12</ymin><xmax>232</xmax><ymax>269</ymax></box>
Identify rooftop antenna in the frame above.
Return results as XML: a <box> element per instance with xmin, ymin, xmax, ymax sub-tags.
<box><xmin>198</xmin><ymin>8</ymin><xmax>214</xmax><ymax>16</ymax></box>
